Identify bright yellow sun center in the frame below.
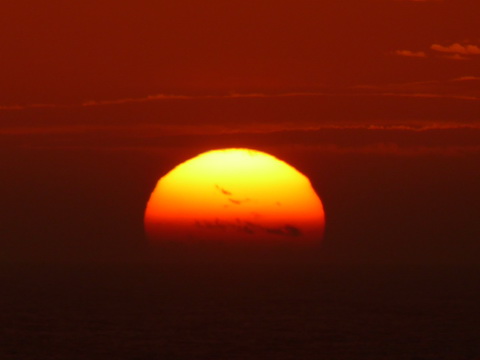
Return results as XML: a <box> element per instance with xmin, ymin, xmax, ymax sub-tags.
<box><xmin>144</xmin><ymin>148</ymin><xmax>325</xmax><ymax>243</ymax></box>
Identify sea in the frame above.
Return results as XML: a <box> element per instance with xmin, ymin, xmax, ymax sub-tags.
<box><xmin>1</xmin><ymin>262</ymin><xmax>479</xmax><ymax>360</ymax></box>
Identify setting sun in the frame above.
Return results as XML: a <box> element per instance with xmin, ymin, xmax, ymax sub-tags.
<box><xmin>144</xmin><ymin>149</ymin><xmax>325</xmax><ymax>244</ymax></box>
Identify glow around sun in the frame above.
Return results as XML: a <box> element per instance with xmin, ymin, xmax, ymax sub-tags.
<box><xmin>144</xmin><ymin>149</ymin><xmax>325</xmax><ymax>244</ymax></box>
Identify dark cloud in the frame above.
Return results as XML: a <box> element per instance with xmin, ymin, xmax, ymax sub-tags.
<box><xmin>267</xmin><ymin>225</ymin><xmax>302</xmax><ymax>237</ymax></box>
<box><xmin>195</xmin><ymin>219</ymin><xmax>303</xmax><ymax>238</ymax></box>
<box><xmin>215</xmin><ymin>185</ymin><xmax>233</xmax><ymax>196</ymax></box>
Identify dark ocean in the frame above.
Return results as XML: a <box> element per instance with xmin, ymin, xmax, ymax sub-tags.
<box><xmin>1</xmin><ymin>262</ymin><xmax>479</xmax><ymax>360</ymax></box>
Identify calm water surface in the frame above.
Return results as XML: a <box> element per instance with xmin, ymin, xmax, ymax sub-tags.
<box><xmin>1</xmin><ymin>263</ymin><xmax>479</xmax><ymax>359</ymax></box>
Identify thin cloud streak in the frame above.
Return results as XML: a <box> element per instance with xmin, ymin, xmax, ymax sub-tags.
<box><xmin>293</xmin><ymin>143</ymin><xmax>480</xmax><ymax>157</ymax></box>
<box><xmin>80</xmin><ymin>92</ymin><xmax>331</xmax><ymax>107</ymax></box>
<box><xmin>431</xmin><ymin>43</ymin><xmax>480</xmax><ymax>55</ymax></box>
<box><xmin>394</xmin><ymin>50</ymin><xmax>427</xmax><ymax>58</ymax></box>
<box><xmin>442</xmin><ymin>54</ymin><xmax>470</xmax><ymax>61</ymax></box>
<box><xmin>1</xmin><ymin>92</ymin><xmax>326</xmax><ymax>111</ymax></box>
<box><xmin>14</xmin><ymin>143</ymin><xmax>480</xmax><ymax>158</ymax></box>
<box><xmin>354</xmin><ymin>76</ymin><xmax>480</xmax><ymax>100</ymax></box>
<box><xmin>79</xmin><ymin>91</ymin><xmax>480</xmax><ymax>105</ymax></box>
<box><xmin>376</xmin><ymin>92</ymin><xmax>478</xmax><ymax>101</ymax></box>
<box><xmin>4</xmin><ymin>120</ymin><xmax>478</xmax><ymax>158</ymax></box>
<box><xmin>453</xmin><ymin>76</ymin><xmax>480</xmax><ymax>81</ymax></box>
<box><xmin>394</xmin><ymin>42</ymin><xmax>480</xmax><ymax>61</ymax></box>
<box><xmin>2</xmin><ymin>87</ymin><xmax>480</xmax><ymax>113</ymax></box>
<box><xmin>2</xmin><ymin>122</ymin><xmax>480</xmax><ymax>137</ymax></box>
<box><xmin>415</xmin><ymin>0</ymin><xmax>442</xmax><ymax>1</ymax></box>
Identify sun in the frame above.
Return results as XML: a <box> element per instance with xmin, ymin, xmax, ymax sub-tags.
<box><xmin>144</xmin><ymin>148</ymin><xmax>325</xmax><ymax>244</ymax></box>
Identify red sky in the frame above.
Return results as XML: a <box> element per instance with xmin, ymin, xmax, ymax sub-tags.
<box><xmin>1</xmin><ymin>0</ymin><xmax>479</xmax><ymax>265</ymax></box>
<box><xmin>1</xmin><ymin>0</ymin><xmax>480</xmax><ymax>105</ymax></box>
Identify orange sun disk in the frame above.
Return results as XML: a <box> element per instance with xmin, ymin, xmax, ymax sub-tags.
<box><xmin>145</xmin><ymin>149</ymin><xmax>325</xmax><ymax>245</ymax></box>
